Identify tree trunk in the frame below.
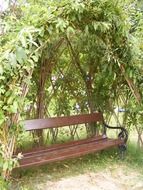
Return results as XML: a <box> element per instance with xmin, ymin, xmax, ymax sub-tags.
<box><xmin>85</xmin><ymin>73</ymin><xmax>98</xmax><ymax>135</ymax></box>
<box><xmin>36</xmin><ymin>59</ymin><xmax>46</xmax><ymax>145</ymax></box>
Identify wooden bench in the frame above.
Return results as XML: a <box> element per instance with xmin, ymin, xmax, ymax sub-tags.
<box><xmin>16</xmin><ymin>112</ymin><xmax>128</xmax><ymax>168</ymax></box>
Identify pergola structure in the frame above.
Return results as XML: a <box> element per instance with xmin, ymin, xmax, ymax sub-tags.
<box><xmin>0</xmin><ymin>0</ymin><xmax>142</xmax><ymax>179</ymax></box>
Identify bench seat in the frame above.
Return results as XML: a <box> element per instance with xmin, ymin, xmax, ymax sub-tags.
<box><xmin>16</xmin><ymin>135</ymin><xmax>124</xmax><ymax>168</ymax></box>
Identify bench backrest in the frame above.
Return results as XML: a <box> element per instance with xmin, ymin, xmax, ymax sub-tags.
<box><xmin>23</xmin><ymin>112</ymin><xmax>104</xmax><ymax>131</ymax></box>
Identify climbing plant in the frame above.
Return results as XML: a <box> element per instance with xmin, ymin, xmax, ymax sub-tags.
<box><xmin>0</xmin><ymin>0</ymin><xmax>143</xmax><ymax>181</ymax></box>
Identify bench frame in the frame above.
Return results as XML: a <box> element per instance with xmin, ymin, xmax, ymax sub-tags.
<box><xmin>16</xmin><ymin>112</ymin><xmax>128</xmax><ymax>168</ymax></box>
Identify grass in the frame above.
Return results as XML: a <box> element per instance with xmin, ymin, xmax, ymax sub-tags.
<box><xmin>10</xmin><ymin>141</ymin><xmax>143</xmax><ymax>190</ymax></box>
<box><xmin>126</xmin><ymin>142</ymin><xmax>143</xmax><ymax>171</ymax></box>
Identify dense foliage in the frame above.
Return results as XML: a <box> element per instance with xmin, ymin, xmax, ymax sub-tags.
<box><xmin>0</xmin><ymin>0</ymin><xmax>143</xmax><ymax>180</ymax></box>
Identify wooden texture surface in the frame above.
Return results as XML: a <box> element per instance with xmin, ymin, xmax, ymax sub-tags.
<box><xmin>16</xmin><ymin>136</ymin><xmax>124</xmax><ymax>168</ymax></box>
<box><xmin>23</xmin><ymin>112</ymin><xmax>103</xmax><ymax>131</ymax></box>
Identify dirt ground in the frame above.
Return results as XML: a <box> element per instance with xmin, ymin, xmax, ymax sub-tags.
<box><xmin>28</xmin><ymin>166</ymin><xmax>143</xmax><ymax>190</ymax></box>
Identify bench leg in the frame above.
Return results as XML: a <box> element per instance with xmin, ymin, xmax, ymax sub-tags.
<box><xmin>118</xmin><ymin>144</ymin><xmax>127</xmax><ymax>160</ymax></box>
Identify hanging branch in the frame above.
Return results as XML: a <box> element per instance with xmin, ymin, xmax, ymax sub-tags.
<box><xmin>120</xmin><ymin>64</ymin><xmax>141</xmax><ymax>103</ymax></box>
<box><xmin>37</xmin><ymin>37</ymin><xmax>65</xmax><ymax>118</ymax></box>
<box><xmin>43</xmin><ymin>39</ymin><xmax>67</xmax><ymax>116</ymax></box>
<box><xmin>119</xmin><ymin>64</ymin><xmax>143</xmax><ymax>147</ymax></box>
<box><xmin>66</xmin><ymin>37</ymin><xmax>86</xmax><ymax>80</ymax></box>
<box><xmin>44</xmin><ymin>61</ymin><xmax>72</xmax><ymax>115</ymax></box>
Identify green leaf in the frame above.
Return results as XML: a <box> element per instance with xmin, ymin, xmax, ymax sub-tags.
<box><xmin>27</xmin><ymin>39</ymin><xmax>39</xmax><ymax>48</ymax></box>
<box><xmin>0</xmin><ymin>111</ymin><xmax>5</xmax><ymax>125</ymax></box>
<box><xmin>16</xmin><ymin>47</ymin><xmax>27</xmax><ymax>64</ymax></box>
<box><xmin>67</xmin><ymin>26</ymin><xmax>75</xmax><ymax>38</ymax></box>
<box><xmin>20</xmin><ymin>35</ymin><xmax>27</xmax><ymax>48</ymax></box>
<box><xmin>0</xmin><ymin>76</ymin><xmax>5</xmax><ymax>80</ymax></box>
<box><xmin>93</xmin><ymin>22</ymin><xmax>98</xmax><ymax>31</ymax></box>
<box><xmin>0</xmin><ymin>65</ymin><xmax>3</xmax><ymax>75</ymax></box>
<box><xmin>39</xmin><ymin>27</ymin><xmax>45</xmax><ymax>37</ymax></box>
<box><xmin>9</xmin><ymin>53</ymin><xmax>17</xmax><ymax>66</ymax></box>
<box><xmin>7</xmin><ymin>96</ymin><xmax>14</xmax><ymax>104</ymax></box>
<box><xmin>9</xmin><ymin>101</ymin><xmax>18</xmax><ymax>113</ymax></box>
<box><xmin>31</xmin><ymin>55</ymin><xmax>39</xmax><ymax>62</ymax></box>
<box><xmin>85</xmin><ymin>25</ymin><xmax>89</xmax><ymax>34</ymax></box>
<box><xmin>3</xmin><ymin>162</ymin><xmax>9</xmax><ymax>171</ymax></box>
<box><xmin>56</xmin><ymin>18</ymin><xmax>68</xmax><ymax>32</ymax></box>
<box><xmin>102</xmin><ymin>22</ymin><xmax>111</xmax><ymax>30</ymax></box>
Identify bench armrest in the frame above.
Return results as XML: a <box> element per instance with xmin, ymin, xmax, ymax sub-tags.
<box><xmin>103</xmin><ymin>122</ymin><xmax>128</xmax><ymax>143</ymax></box>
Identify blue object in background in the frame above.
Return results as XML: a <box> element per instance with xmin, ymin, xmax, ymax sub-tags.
<box><xmin>114</xmin><ymin>107</ymin><xmax>126</xmax><ymax>113</ymax></box>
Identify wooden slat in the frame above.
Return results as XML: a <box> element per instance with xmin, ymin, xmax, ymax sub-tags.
<box><xmin>23</xmin><ymin>112</ymin><xmax>103</xmax><ymax>131</ymax></box>
<box><xmin>17</xmin><ymin>138</ymin><xmax>124</xmax><ymax>168</ymax></box>
<box><xmin>18</xmin><ymin>135</ymin><xmax>107</xmax><ymax>158</ymax></box>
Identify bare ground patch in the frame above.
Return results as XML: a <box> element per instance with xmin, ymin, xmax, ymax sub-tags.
<box><xmin>25</xmin><ymin>166</ymin><xmax>143</xmax><ymax>190</ymax></box>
